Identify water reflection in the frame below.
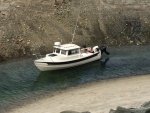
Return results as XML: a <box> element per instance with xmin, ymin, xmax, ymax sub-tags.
<box><xmin>33</xmin><ymin>58</ymin><xmax>110</xmax><ymax>91</ymax></box>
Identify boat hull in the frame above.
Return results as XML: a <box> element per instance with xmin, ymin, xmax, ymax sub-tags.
<box><xmin>34</xmin><ymin>53</ymin><xmax>101</xmax><ymax>71</ymax></box>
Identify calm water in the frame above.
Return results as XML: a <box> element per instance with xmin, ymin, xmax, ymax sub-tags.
<box><xmin>0</xmin><ymin>45</ymin><xmax>150</xmax><ymax>112</ymax></box>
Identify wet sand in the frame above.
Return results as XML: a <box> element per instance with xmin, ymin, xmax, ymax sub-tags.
<box><xmin>9</xmin><ymin>74</ymin><xmax>150</xmax><ymax>113</ymax></box>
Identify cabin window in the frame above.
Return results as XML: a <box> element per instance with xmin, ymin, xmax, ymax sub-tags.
<box><xmin>55</xmin><ymin>48</ymin><xmax>60</xmax><ymax>53</ymax></box>
<box><xmin>68</xmin><ymin>49</ymin><xmax>79</xmax><ymax>55</ymax></box>
<box><xmin>61</xmin><ymin>50</ymin><xmax>66</xmax><ymax>55</ymax></box>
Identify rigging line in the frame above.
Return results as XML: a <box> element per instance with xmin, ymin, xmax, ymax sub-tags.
<box><xmin>71</xmin><ymin>13</ymin><xmax>80</xmax><ymax>44</ymax></box>
<box><xmin>71</xmin><ymin>0</ymin><xmax>82</xmax><ymax>44</ymax></box>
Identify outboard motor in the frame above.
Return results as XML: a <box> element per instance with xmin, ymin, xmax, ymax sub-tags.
<box><xmin>99</xmin><ymin>46</ymin><xmax>110</xmax><ymax>55</ymax></box>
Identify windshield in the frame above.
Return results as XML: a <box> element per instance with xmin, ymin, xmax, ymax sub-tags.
<box><xmin>68</xmin><ymin>49</ymin><xmax>79</xmax><ymax>55</ymax></box>
<box><xmin>61</xmin><ymin>50</ymin><xmax>66</xmax><ymax>55</ymax></box>
<box><xmin>54</xmin><ymin>48</ymin><xmax>60</xmax><ymax>54</ymax></box>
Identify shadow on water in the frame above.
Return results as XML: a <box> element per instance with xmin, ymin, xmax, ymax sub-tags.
<box><xmin>32</xmin><ymin>58</ymin><xmax>110</xmax><ymax>91</ymax></box>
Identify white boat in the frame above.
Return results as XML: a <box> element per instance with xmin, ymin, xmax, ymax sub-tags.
<box><xmin>34</xmin><ymin>42</ymin><xmax>109</xmax><ymax>71</ymax></box>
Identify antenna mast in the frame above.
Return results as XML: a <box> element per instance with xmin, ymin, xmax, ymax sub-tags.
<box><xmin>71</xmin><ymin>13</ymin><xmax>80</xmax><ymax>44</ymax></box>
<box><xmin>71</xmin><ymin>0</ymin><xmax>82</xmax><ymax>44</ymax></box>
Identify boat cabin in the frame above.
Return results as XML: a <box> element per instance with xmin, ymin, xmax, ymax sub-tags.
<box><xmin>53</xmin><ymin>42</ymin><xmax>81</xmax><ymax>56</ymax></box>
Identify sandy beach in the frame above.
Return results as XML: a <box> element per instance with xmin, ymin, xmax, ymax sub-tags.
<box><xmin>9</xmin><ymin>74</ymin><xmax>150</xmax><ymax>113</ymax></box>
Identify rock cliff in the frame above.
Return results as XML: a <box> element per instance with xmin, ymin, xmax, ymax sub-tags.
<box><xmin>0</xmin><ymin>0</ymin><xmax>150</xmax><ymax>60</ymax></box>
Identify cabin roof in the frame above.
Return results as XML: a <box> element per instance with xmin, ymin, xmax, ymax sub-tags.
<box><xmin>53</xmin><ymin>44</ymin><xmax>80</xmax><ymax>50</ymax></box>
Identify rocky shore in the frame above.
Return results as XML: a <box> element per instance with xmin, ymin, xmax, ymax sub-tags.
<box><xmin>60</xmin><ymin>101</ymin><xmax>150</xmax><ymax>113</ymax></box>
<box><xmin>110</xmin><ymin>103</ymin><xmax>150</xmax><ymax>113</ymax></box>
<box><xmin>0</xmin><ymin>0</ymin><xmax>150</xmax><ymax>61</ymax></box>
